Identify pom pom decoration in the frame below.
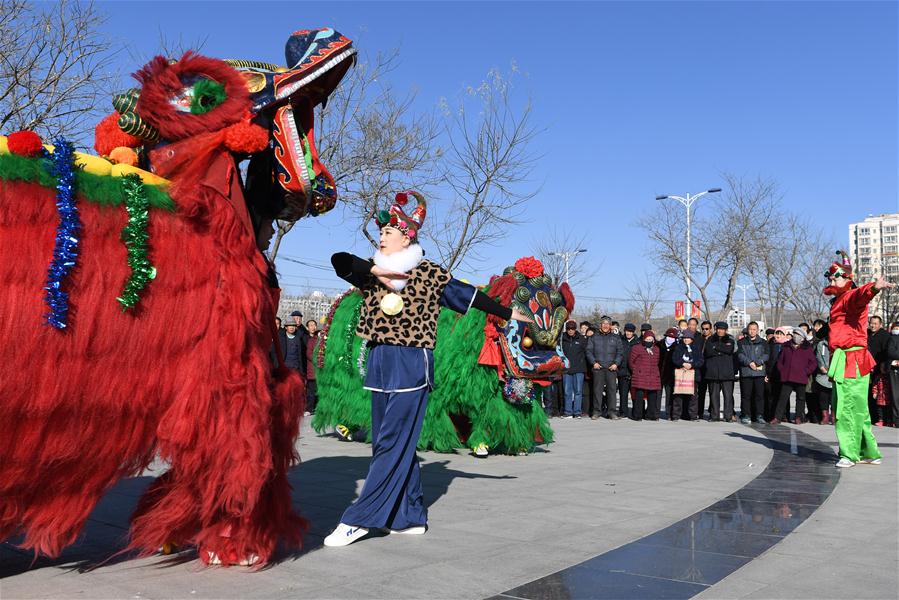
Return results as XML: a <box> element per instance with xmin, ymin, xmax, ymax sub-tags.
<box><xmin>394</xmin><ymin>191</ymin><xmax>409</xmax><ymax>205</ymax></box>
<box><xmin>558</xmin><ymin>281</ymin><xmax>575</xmax><ymax>314</ymax></box>
<box><xmin>94</xmin><ymin>112</ymin><xmax>142</xmax><ymax>156</ymax></box>
<box><xmin>514</xmin><ymin>256</ymin><xmax>544</xmax><ymax>279</ymax></box>
<box><xmin>375</xmin><ymin>209</ymin><xmax>391</xmax><ymax>226</ymax></box>
<box><xmin>7</xmin><ymin>130</ymin><xmax>44</xmax><ymax>157</ymax></box>
<box><xmin>223</xmin><ymin>121</ymin><xmax>268</xmax><ymax>154</ymax></box>
<box><xmin>109</xmin><ymin>146</ymin><xmax>139</xmax><ymax>167</ymax></box>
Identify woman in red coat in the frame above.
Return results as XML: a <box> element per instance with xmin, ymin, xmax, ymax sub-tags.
<box><xmin>629</xmin><ymin>330</ymin><xmax>662</xmax><ymax>420</ymax></box>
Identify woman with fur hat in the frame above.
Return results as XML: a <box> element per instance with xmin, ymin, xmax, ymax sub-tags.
<box><xmin>324</xmin><ymin>191</ymin><xmax>531</xmax><ymax>546</ymax></box>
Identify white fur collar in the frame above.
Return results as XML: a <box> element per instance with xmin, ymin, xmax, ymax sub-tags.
<box><xmin>373</xmin><ymin>244</ymin><xmax>423</xmax><ymax>290</ymax></box>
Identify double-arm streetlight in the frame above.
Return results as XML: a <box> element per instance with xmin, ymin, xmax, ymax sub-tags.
<box><xmin>548</xmin><ymin>248</ymin><xmax>587</xmax><ymax>284</ymax></box>
<box><xmin>655</xmin><ymin>188</ymin><xmax>722</xmax><ymax>316</ymax></box>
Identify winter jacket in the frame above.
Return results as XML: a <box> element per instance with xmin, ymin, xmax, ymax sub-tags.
<box><xmin>766</xmin><ymin>341</ymin><xmax>783</xmax><ymax>379</ymax></box>
<box><xmin>775</xmin><ymin>342</ymin><xmax>818</xmax><ymax>385</ymax></box>
<box><xmin>737</xmin><ymin>335</ymin><xmax>769</xmax><ymax>379</ymax></box>
<box><xmin>562</xmin><ymin>331</ymin><xmax>588</xmax><ymax>374</ymax></box>
<box><xmin>868</xmin><ymin>328</ymin><xmax>890</xmax><ymax>366</ymax></box>
<box><xmin>887</xmin><ymin>334</ymin><xmax>899</xmax><ymax>369</ymax></box>
<box><xmin>814</xmin><ymin>339</ymin><xmax>832</xmax><ymax>388</ymax></box>
<box><xmin>658</xmin><ymin>339</ymin><xmax>678</xmax><ymax>385</ymax></box>
<box><xmin>629</xmin><ymin>343</ymin><xmax>662</xmax><ymax>390</ymax></box>
<box><xmin>282</xmin><ymin>332</ymin><xmax>304</xmax><ymax>373</ymax></box>
<box><xmin>703</xmin><ymin>333</ymin><xmax>737</xmax><ymax>381</ymax></box>
<box><xmin>586</xmin><ymin>331</ymin><xmax>624</xmax><ymax>370</ymax></box>
<box><xmin>618</xmin><ymin>335</ymin><xmax>641</xmax><ymax>377</ymax></box>
<box><xmin>672</xmin><ymin>341</ymin><xmax>704</xmax><ymax>382</ymax></box>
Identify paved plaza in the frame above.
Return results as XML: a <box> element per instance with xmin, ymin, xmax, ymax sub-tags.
<box><xmin>2</xmin><ymin>401</ymin><xmax>897</xmax><ymax>600</ymax></box>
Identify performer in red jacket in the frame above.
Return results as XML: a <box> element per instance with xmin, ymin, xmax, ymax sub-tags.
<box><xmin>824</xmin><ymin>251</ymin><xmax>894</xmax><ymax>467</ymax></box>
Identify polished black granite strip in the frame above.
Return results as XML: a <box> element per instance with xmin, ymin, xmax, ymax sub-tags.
<box><xmin>496</xmin><ymin>426</ymin><xmax>839</xmax><ymax>600</ymax></box>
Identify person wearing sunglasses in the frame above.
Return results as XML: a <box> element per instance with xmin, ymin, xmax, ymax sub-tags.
<box><xmin>823</xmin><ymin>251</ymin><xmax>893</xmax><ymax>468</ymax></box>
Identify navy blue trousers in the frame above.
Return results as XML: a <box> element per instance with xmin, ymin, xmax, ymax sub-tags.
<box><xmin>341</xmin><ymin>387</ymin><xmax>429</xmax><ymax>529</ymax></box>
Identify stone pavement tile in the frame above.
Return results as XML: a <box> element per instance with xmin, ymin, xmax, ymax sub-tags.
<box><xmin>692</xmin><ymin>575</ymin><xmax>770</xmax><ymax>600</ymax></box>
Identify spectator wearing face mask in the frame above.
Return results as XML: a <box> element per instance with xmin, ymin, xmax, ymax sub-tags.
<box><xmin>868</xmin><ymin>315</ymin><xmax>891</xmax><ymax>426</ymax></box>
<box><xmin>658</xmin><ymin>327</ymin><xmax>679</xmax><ymax>420</ymax></box>
<box><xmin>774</xmin><ymin>329</ymin><xmax>818</xmax><ymax>424</ymax></box>
<box><xmin>703</xmin><ymin>321</ymin><xmax>737</xmax><ymax>422</ymax></box>
<box><xmin>886</xmin><ymin>322</ymin><xmax>899</xmax><ymax>428</ymax></box>
<box><xmin>671</xmin><ymin>330</ymin><xmax>704</xmax><ymax>421</ymax></box>
<box><xmin>629</xmin><ymin>330</ymin><xmax>662</xmax><ymax>420</ymax></box>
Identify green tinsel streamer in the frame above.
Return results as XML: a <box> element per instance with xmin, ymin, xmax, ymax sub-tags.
<box><xmin>117</xmin><ymin>174</ymin><xmax>156</xmax><ymax>309</ymax></box>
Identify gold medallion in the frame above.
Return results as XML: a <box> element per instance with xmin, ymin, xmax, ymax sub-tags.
<box><xmin>380</xmin><ymin>292</ymin><xmax>404</xmax><ymax>315</ymax></box>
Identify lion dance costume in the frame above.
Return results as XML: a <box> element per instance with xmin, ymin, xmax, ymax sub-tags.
<box><xmin>0</xmin><ymin>28</ymin><xmax>355</xmax><ymax>566</ymax></box>
<box><xmin>314</xmin><ymin>214</ymin><xmax>573</xmax><ymax>456</ymax></box>
<box><xmin>824</xmin><ymin>251</ymin><xmax>882</xmax><ymax>466</ymax></box>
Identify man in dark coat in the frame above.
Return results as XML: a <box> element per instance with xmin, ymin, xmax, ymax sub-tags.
<box><xmin>737</xmin><ymin>321</ymin><xmax>769</xmax><ymax>424</ymax></box>
<box><xmin>617</xmin><ymin>323</ymin><xmax>641</xmax><ymax>419</ymax></box>
<box><xmin>560</xmin><ymin>320</ymin><xmax>588</xmax><ymax>418</ymax></box>
<box><xmin>281</xmin><ymin>322</ymin><xmax>304</xmax><ymax>379</ymax></box>
<box><xmin>867</xmin><ymin>315</ymin><xmax>890</xmax><ymax>424</ymax></box>
<box><xmin>695</xmin><ymin>320</ymin><xmax>713</xmax><ymax>418</ymax></box>
<box><xmin>703</xmin><ymin>321</ymin><xmax>737</xmax><ymax>421</ymax></box>
<box><xmin>586</xmin><ymin>316</ymin><xmax>624</xmax><ymax>419</ymax></box>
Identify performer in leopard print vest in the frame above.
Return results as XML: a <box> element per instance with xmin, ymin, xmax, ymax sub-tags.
<box><xmin>324</xmin><ymin>191</ymin><xmax>530</xmax><ymax>547</ymax></box>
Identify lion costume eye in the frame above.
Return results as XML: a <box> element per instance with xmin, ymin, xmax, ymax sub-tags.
<box><xmin>169</xmin><ymin>78</ymin><xmax>228</xmax><ymax>114</ymax></box>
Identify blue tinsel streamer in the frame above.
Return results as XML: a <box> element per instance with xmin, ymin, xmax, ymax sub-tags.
<box><xmin>43</xmin><ymin>139</ymin><xmax>80</xmax><ymax>329</ymax></box>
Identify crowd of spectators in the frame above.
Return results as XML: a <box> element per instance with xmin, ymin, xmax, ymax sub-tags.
<box><xmin>549</xmin><ymin>314</ymin><xmax>899</xmax><ymax>427</ymax></box>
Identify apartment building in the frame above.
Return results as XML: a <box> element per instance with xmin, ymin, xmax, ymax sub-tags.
<box><xmin>277</xmin><ymin>290</ymin><xmax>339</xmax><ymax>324</ymax></box>
<box><xmin>850</xmin><ymin>213</ymin><xmax>899</xmax><ymax>317</ymax></box>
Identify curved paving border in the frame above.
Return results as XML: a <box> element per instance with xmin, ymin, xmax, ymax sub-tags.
<box><xmin>491</xmin><ymin>425</ymin><xmax>840</xmax><ymax>600</ymax></box>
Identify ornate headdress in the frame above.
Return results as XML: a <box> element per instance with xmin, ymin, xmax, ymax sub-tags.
<box><xmin>375</xmin><ymin>191</ymin><xmax>427</xmax><ymax>239</ymax></box>
<box><xmin>824</xmin><ymin>250</ymin><xmax>853</xmax><ymax>280</ymax></box>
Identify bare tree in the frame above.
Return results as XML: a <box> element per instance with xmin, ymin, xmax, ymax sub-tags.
<box><xmin>745</xmin><ymin>212</ymin><xmax>837</xmax><ymax>327</ymax></box>
<box><xmin>427</xmin><ymin>66</ymin><xmax>541</xmax><ymax>272</ymax></box>
<box><xmin>625</xmin><ymin>271</ymin><xmax>664</xmax><ymax>325</ymax></box>
<box><xmin>270</xmin><ymin>48</ymin><xmax>441</xmax><ymax>260</ymax></box>
<box><xmin>533</xmin><ymin>227</ymin><xmax>599</xmax><ymax>290</ymax></box>
<box><xmin>0</xmin><ymin>0</ymin><xmax>116</xmax><ymax>145</ymax></box>
<box><xmin>637</xmin><ymin>173</ymin><xmax>778</xmax><ymax>322</ymax></box>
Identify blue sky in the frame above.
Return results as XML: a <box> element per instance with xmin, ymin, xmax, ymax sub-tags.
<box><xmin>100</xmin><ymin>1</ymin><xmax>898</xmax><ymax>311</ymax></box>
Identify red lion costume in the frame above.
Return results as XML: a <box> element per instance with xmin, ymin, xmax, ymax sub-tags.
<box><xmin>0</xmin><ymin>29</ymin><xmax>355</xmax><ymax>567</ymax></box>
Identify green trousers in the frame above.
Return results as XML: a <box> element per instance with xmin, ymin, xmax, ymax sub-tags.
<box><xmin>834</xmin><ymin>371</ymin><xmax>881</xmax><ymax>462</ymax></box>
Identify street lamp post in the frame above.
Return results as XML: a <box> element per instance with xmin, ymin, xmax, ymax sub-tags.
<box><xmin>548</xmin><ymin>248</ymin><xmax>587</xmax><ymax>285</ymax></box>
<box><xmin>656</xmin><ymin>188</ymin><xmax>722</xmax><ymax>316</ymax></box>
<box><xmin>735</xmin><ymin>283</ymin><xmax>753</xmax><ymax>327</ymax></box>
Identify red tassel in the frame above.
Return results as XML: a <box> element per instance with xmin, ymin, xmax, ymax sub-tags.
<box><xmin>559</xmin><ymin>282</ymin><xmax>575</xmax><ymax>314</ymax></box>
<box><xmin>223</xmin><ymin>121</ymin><xmax>268</xmax><ymax>154</ymax></box>
<box><xmin>7</xmin><ymin>131</ymin><xmax>43</xmax><ymax>157</ymax></box>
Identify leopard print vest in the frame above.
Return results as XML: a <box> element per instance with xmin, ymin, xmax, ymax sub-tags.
<box><xmin>356</xmin><ymin>259</ymin><xmax>451</xmax><ymax>348</ymax></box>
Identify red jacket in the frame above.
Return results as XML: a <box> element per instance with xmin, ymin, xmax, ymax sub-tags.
<box><xmin>629</xmin><ymin>343</ymin><xmax>661</xmax><ymax>391</ymax></box>
<box><xmin>829</xmin><ymin>282</ymin><xmax>878</xmax><ymax>378</ymax></box>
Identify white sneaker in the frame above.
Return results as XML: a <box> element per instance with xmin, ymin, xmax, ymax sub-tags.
<box><xmin>473</xmin><ymin>443</ymin><xmax>489</xmax><ymax>458</ymax></box>
<box><xmin>858</xmin><ymin>457</ymin><xmax>883</xmax><ymax>465</ymax></box>
<box><xmin>835</xmin><ymin>457</ymin><xmax>855</xmax><ymax>468</ymax></box>
<box><xmin>324</xmin><ymin>523</ymin><xmax>369</xmax><ymax>547</ymax></box>
<box><xmin>383</xmin><ymin>525</ymin><xmax>427</xmax><ymax>535</ymax></box>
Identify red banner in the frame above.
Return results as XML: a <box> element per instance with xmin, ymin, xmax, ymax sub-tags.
<box><xmin>675</xmin><ymin>301</ymin><xmax>685</xmax><ymax>321</ymax></box>
<box><xmin>691</xmin><ymin>300</ymin><xmax>701</xmax><ymax>318</ymax></box>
